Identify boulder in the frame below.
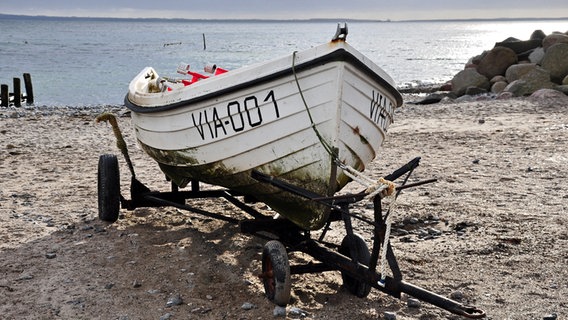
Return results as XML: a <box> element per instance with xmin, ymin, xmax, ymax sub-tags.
<box><xmin>530</xmin><ymin>88</ymin><xmax>568</xmax><ymax>99</ymax></box>
<box><xmin>494</xmin><ymin>39</ymin><xmax>542</xmax><ymax>54</ymax></box>
<box><xmin>491</xmin><ymin>81</ymin><xmax>508</xmax><ymax>93</ymax></box>
<box><xmin>465</xmin><ymin>86</ymin><xmax>488</xmax><ymax>96</ymax></box>
<box><xmin>541</xmin><ymin>43</ymin><xmax>568</xmax><ymax>83</ymax></box>
<box><xmin>564</xmin><ymin>75</ymin><xmax>568</xmax><ymax>85</ymax></box>
<box><xmin>468</xmin><ymin>53</ymin><xmax>485</xmax><ymax>66</ymax></box>
<box><xmin>451</xmin><ymin>68</ymin><xmax>490</xmax><ymax>96</ymax></box>
<box><xmin>440</xmin><ymin>82</ymin><xmax>452</xmax><ymax>91</ymax></box>
<box><xmin>501</xmin><ymin>37</ymin><xmax>520</xmax><ymax>43</ymax></box>
<box><xmin>542</xmin><ymin>33</ymin><xmax>568</xmax><ymax>51</ymax></box>
<box><xmin>528</xmin><ymin>47</ymin><xmax>545</xmax><ymax>64</ymax></box>
<box><xmin>555</xmin><ymin>85</ymin><xmax>568</xmax><ymax>95</ymax></box>
<box><xmin>490</xmin><ymin>75</ymin><xmax>507</xmax><ymax>84</ymax></box>
<box><xmin>505</xmin><ymin>63</ymin><xmax>540</xmax><ymax>82</ymax></box>
<box><xmin>517</xmin><ymin>49</ymin><xmax>534</xmax><ymax>62</ymax></box>
<box><xmin>530</xmin><ymin>29</ymin><xmax>546</xmax><ymax>41</ymax></box>
<box><xmin>503</xmin><ymin>80</ymin><xmax>529</xmax><ymax>97</ymax></box>
<box><xmin>411</xmin><ymin>93</ymin><xmax>446</xmax><ymax>105</ymax></box>
<box><xmin>477</xmin><ymin>46</ymin><xmax>518</xmax><ymax>79</ymax></box>
<box><xmin>503</xmin><ymin>66</ymin><xmax>554</xmax><ymax>96</ymax></box>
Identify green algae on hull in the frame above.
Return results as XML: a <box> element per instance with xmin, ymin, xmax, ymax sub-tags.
<box><xmin>140</xmin><ymin>142</ymin><xmax>335</xmax><ymax>230</ymax></box>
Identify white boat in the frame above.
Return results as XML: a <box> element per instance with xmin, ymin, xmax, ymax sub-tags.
<box><xmin>124</xmin><ymin>25</ymin><xmax>403</xmax><ymax>230</ymax></box>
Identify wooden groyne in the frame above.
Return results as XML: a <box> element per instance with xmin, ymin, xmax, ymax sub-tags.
<box><xmin>1</xmin><ymin>73</ymin><xmax>34</xmax><ymax>107</ymax></box>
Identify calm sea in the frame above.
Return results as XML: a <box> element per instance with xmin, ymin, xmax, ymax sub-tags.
<box><xmin>1</xmin><ymin>16</ymin><xmax>567</xmax><ymax>107</ymax></box>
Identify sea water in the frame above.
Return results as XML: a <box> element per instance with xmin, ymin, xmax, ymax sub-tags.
<box><xmin>0</xmin><ymin>16</ymin><xmax>566</xmax><ymax>107</ymax></box>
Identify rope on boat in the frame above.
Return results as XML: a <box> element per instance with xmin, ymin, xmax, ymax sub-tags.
<box><xmin>291</xmin><ymin>51</ymin><xmax>396</xmax><ymax>285</ymax></box>
<box><xmin>291</xmin><ymin>51</ymin><xmax>339</xmax><ymax>161</ymax></box>
<box><xmin>379</xmin><ymin>195</ymin><xmax>397</xmax><ymax>285</ymax></box>
<box><xmin>341</xmin><ymin>163</ymin><xmax>397</xmax><ymax>285</ymax></box>
<box><xmin>96</xmin><ymin>113</ymin><xmax>136</xmax><ymax>178</ymax></box>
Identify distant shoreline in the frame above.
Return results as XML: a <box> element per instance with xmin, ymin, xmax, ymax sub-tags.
<box><xmin>1</xmin><ymin>13</ymin><xmax>568</xmax><ymax>24</ymax></box>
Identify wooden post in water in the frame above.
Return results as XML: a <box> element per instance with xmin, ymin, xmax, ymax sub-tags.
<box><xmin>13</xmin><ymin>77</ymin><xmax>22</xmax><ymax>107</ymax></box>
<box><xmin>202</xmin><ymin>33</ymin><xmax>206</xmax><ymax>50</ymax></box>
<box><xmin>1</xmin><ymin>84</ymin><xmax>8</xmax><ymax>108</ymax></box>
<box><xmin>23</xmin><ymin>73</ymin><xmax>34</xmax><ymax>104</ymax></box>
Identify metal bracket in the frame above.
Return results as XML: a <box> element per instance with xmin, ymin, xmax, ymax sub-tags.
<box><xmin>332</xmin><ymin>23</ymin><xmax>348</xmax><ymax>41</ymax></box>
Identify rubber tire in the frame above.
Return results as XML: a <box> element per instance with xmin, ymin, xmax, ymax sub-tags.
<box><xmin>97</xmin><ymin>154</ymin><xmax>120</xmax><ymax>222</ymax></box>
<box><xmin>262</xmin><ymin>240</ymin><xmax>291</xmax><ymax>307</ymax></box>
<box><xmin>339</xmin><ymin>233</ymin><xmax>372</xmax><ymax>298</ymax></box>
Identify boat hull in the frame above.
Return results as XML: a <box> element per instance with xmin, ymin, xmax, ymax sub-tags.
<box><xmin>125</xmin><ymin>40</ymin><xmax>402</xmax><ymax>230</ymax></box>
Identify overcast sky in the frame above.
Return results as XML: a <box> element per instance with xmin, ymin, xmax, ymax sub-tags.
<box><xmin>1</xmin><ymin>0</ymin><xmax>568</xmax><ymax>20</ymax></box>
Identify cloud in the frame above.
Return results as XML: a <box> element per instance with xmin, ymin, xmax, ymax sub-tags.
<box><xmin>1</xmin><ymin>0</ymin><xmax>568</xmax><ymax>20</ymax></box>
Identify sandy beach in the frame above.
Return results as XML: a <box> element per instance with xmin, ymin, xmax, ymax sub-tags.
<box><xmin>1</xmin><ymin>95</ymin><xmax>567</xmax><ymax>319</ymax></box>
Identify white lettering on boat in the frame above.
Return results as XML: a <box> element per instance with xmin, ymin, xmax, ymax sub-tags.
<box><xmin>369</xmin><ymin>90</ymin><xmax>394</xmax><ymax>130</ymax></box>
<box><xmin>192</xmin><ymin>90</ymin><xmax>280</xmax><ymax>140</ymax></box>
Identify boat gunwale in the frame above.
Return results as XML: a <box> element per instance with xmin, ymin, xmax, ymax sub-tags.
<box><xmin>124</xmin><ymin>47</ymin><xmax>403</xmax><ymax>114</ymax></box>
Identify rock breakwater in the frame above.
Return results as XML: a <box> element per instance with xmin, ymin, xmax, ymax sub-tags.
<box><xmin>408</xmin><ymin>29</ymin><xmax>568</xmax><ymax>104</ymax></box>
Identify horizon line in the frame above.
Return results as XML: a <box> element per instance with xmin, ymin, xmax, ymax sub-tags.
<box><xmin>1</xmin><ymin>13</ymin><xmax>568</xmax><ymax>23</ymax></box>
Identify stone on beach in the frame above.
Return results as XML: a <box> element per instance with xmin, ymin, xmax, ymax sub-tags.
<box><xmin>451</xmin><ymin>68</ymin><xmax>490</xmax><ymax>96</ymax></box>
<box><xmin>530</xmin><ymin>29</ymin><xmax>546</xmax><ymax>41</ymax></box>
<box><xmin>491</xmin><ymin>80</ymin><xmax>508</xmax><ymax>94</ymax></box>
<box><xmin>477</xmin><ymin>46</ymin><xmax>518</xmax><ymax>79</ymax></box>
<box><xmin>542</xmin><ymin>33</ymin><xmax>568</xmax><ymax>51</ymax></box>
<box><xmin>530</xmin><ymin>88</ymin><xmax>568</xmax><ymax>99</ymax></box>
<box><xmin>494</xmin><ymin>39</ymin><xmax>541</xmax><ymax>55</ymax></box>
<box><xmin>529</xmin><ymin>47</ymin><xmax>545</xmax><ymax>64</ymax></box>
<box><xmin>541</xmin><ymin>43</ymin><xmax>568</xmax><ymax>83</ymax></box>
<box><xmin>506</xmin><ymin>63</ymin><xmax>540</xmax><ymax>82</ymax></box>
<box><xmin>503</xmin><ymin>64</ymin><xmax>554</xmax><ymax>96</ymax></box>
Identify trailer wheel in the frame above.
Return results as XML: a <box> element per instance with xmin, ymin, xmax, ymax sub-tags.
<box><xmin>261</xmin><ymin>240</ymin><xmax>291</xmax><ymax>306</ymax></box>
<box><xmin>339</xmin><ymin>234</ymin><xmax>372</xmax><ymax>298</ymax></box>
<box><xmin>97</xmin><ymin>154</ymin><xmax>120</xmax><ymax>222</ymax></box>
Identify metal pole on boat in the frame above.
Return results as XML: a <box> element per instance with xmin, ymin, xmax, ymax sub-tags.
<box><xmin>202</xmin><ymin>33</ymin><xmax>206</xmax><ymax>50</ymax></box>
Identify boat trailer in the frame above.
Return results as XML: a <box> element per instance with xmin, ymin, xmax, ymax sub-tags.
<box><xmin>97</xmin><ymin>153</ymin><xmax>486</xmax><ymax>318</ymax></box>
